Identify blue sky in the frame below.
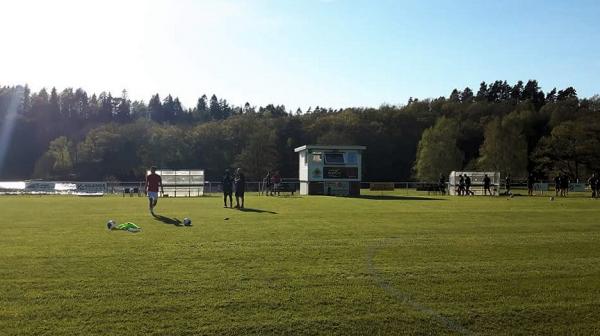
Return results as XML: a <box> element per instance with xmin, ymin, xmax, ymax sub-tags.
<box><xmin>2</xmin><ymin>0</ymin><xmax>599</xmax><ymax>110</ymax></box>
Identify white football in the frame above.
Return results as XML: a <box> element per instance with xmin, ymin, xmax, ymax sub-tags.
<box><xmin>107</xmin><ymin>220</ymin><xmax>116</xmax><ymax>230</ymax></box>
<box><xmin>183</xmin><ymin>218</ymin><xmax>192</xmax><ymax>226</ymax></box>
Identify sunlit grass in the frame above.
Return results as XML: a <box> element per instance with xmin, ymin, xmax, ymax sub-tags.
<box><xmin>1</xmin><ymin>191</ymin><xmax>599</xmax><ymax>335</ymax></box>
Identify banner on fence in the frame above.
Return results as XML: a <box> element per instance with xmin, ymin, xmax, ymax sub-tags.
<box><xmin>569</xmin><ymin>183</ymin><xmax>586</xmax><ymax>192</ymax></box>
<box><xmin>76</xmin><ymin>182</ymin><xmax>107</xmax><ymax>194</ymax></box>
<box><xmin>370</xmin><ymin>182</ymin><xmax>395</xmax><ymax>191</ymax></box>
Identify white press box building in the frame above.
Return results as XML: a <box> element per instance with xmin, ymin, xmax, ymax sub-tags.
<box><xmin>295</xmin><ymin>145</ymin><xmax>366</xmax><ymax>196</ymax></box>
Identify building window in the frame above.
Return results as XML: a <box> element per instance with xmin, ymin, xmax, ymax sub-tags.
<box><xmin>324</xmin><ymin>153</ymin><xmax>345</xmax><ymax>164</ymax></box>
<box><xmin>347</xmin><ymin>152</ymin><xmax>358</xmax><ymax>165</ymax></box>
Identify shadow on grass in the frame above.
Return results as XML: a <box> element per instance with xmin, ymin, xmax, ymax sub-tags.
<box><xmin>237</xmin><ymin>207</ymin><xmax>278</xmax><ymax>214</ymax></box>
<box><xmin>153</xmin><ymin>213</ymin><xmax>184</xmax><ymax>226</ymax></box>
<box><xmin>355</xmin><ymin>195</ymin><xmax>444</xmax><ymax>201</ymax></box>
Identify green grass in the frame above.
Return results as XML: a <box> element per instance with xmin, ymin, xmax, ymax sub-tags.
<box><xmin>1</xmin><ymin>191</ymin><xmax>600</xmax><ymax>335</ymax></box>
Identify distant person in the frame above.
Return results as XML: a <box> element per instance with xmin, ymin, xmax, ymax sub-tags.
<box><xmin>505</xmin><ymin>174</ymin><xmax>511</xmax><ymax>195</ymax></box>
<box><xmin>146</xmin><ymin>166</ymin><xmax>163</xmax><ymax>215</ymax></box>
<box><xmin>483</xmin><ymin>174</ymin><xmax>492</xmax><ymax>196</ymax></box>
<box><xmin>561</xmin><ymin>174</ymin><xmax>569</xmax><ymax>197</ymax></box>
<box><xmin>527</xmin><ymin>173</ymin><xmax>535</xmax><ymax>196</ymax></box>
<box><xmin>465</xmin><ymin>175</ymin><xmax>473</xmax><ymax>196</ymax></box>
<box><xmin>234</xmin><ymin>168</ymin><xmax>246</xmax><ymax>209</ymax></box>
<box><xmin>271</xmin><ymin>171</ymin><xmax>282</xmax><ymax>196</ymax></box>
<box><xmin>595</xmin><ymin>173</ymin><xmax>600</xmax><ymax>199</ymax></box>
<box><xmin>222</xmin><ymin>169</ymin><xmax>233</xmax><ymax>208</ymax></box>
<box><xmin>458</xmin><ymin>174</ymin><xmax>465</xmax><ymax>196</ymax></box>
<box><xmin>438</xmin><ymin>173</ymin><xmax>446</xmax><ymax>195</ymax></box>
<box><xmin>587</xmin><ymin>173</ymin><xmax>597</xmax><ymax>198</ymax></box>
<box><xmin>264</xmin><ymin>171</ymin><xmax>272</xmax><ymax>196</ymax></box>
<box><xmin>554</xmin><ymin>174</ymin><xmax>561</xmax><ymax>197</ymax></box>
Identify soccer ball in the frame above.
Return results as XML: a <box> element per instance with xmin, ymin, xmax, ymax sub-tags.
<box><xmin>183</xmin><ymin>218</ymin><xmax>192</xmax><ymax>226</ymax></box>
<box><xmin>107</xmin><ymin>220</ymin><xmax>116</xmax><ymax>230</ymax></box>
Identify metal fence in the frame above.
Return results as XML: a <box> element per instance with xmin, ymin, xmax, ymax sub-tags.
<box><xmin>0</xmin><ymin>179</ymin><xmax>593</xmax><ymax>196</ymax></box>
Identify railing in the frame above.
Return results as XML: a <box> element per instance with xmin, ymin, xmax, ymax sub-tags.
<box><xmin>203</xmin><ymin>180</ymin><xmax>300</xmax><ymax>195</ymax></box>
<box><xmin>0</xmin><ymin>179</ymin><xmax>593</xmax><ymax>196</ymax></box>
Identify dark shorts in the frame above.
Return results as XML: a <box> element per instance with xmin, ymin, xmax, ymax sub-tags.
<box><xmin>235</xmin><ymin>191</ymin><xmax>245</xmax><ymax>197</ymax></box>
<box><xmin>223</xmin><ymin>190</ymin><xmax>232</xmax><ymax>196</ymax></box>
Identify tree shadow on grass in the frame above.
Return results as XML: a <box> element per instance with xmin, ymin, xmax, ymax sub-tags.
<box><xmin>153</xmin><ymin>213</ymin><xmax>184</xmax><ymax>226</ymax></box>
<box><xmin>355</xmin><ymin>195</ymin><xmax>444</xmax><ymax>201</ymax></box>
<box><xmin>237</xmin><ymin>208</ymin><xmax>278</xmax><ymax>214</ymax></box>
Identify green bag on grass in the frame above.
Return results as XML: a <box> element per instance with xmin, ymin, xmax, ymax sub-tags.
<box><xmin>107</xmin><ymin>221</ymin><xmax>141</xmax><ymax>232</ymax></box>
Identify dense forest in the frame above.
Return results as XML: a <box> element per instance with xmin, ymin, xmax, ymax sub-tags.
<box><xmin>0</xmin><ymin>80</ymin><xmax>598</xmax><ymax>182</ymax></box>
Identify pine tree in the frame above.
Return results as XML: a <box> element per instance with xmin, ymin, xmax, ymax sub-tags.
<box><xmin>461</xmin><ymin>87</ymin><xmax>474</xmax><ymax>103</ymax></box>
<box><xmin>98</xmin><ymin>92</ymin><xmax>113</xmax><ymax>122</ymax></box>
<box><xmin>148</xmin><ymin>94</ymin><xmax>163</xmax><ymax>122</ymax></box>
<box><xmin>49</xmin><ymin>87</ymin><xmax>61</xmax><ymax>121</ymax></box>
<box><xmin>557</xmin><ymin>87</ymin><xmax>577</xmax><ymax>101</ymax></box>
<box><xmin>173</xmin><ymin>97</ymin><xmax>184</xmax><ymax>122</ymax></box>
<box><xmin>449</xmin><ymin>89</ymin><xmax>461</xmax><ymax>103</ymax></box>
<box><xmin>475</xmin><ymin>82</ymin><xmax>488</xmax><ymax>102</ymax></box>
<box><xmin>163</xmin><ymin>94</ymin><xmax>175</xmax><ymax>123</ymax></box>
<box><xmin>74</xmin><ymin>88</ymin><xmax>89</xmax><ymax>121</ymax></box>
<box><xmin>194</xmin><ymin>95</ymin><xmax>209</xmax><ymax>122</ymax></box>
<box><xmin>546</xmin><ymin>88</ymin><xmax>557</xmax><ymax>103</ymax></box>
<box><xmin>511</xmin><ymin>80</ymin><xmax>523</xmax><ymax>102</ymax></box>
<box><xmin>209</xmin><ymin>94</ymin><xmax>221</xmax><ymax>120</ymax></box>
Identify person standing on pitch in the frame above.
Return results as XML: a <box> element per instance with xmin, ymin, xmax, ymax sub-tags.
<box><xmin>271</xmin><ymin>171</ymin><xmax>282</xmax><ymax>196</ymax></box>
<box><xmin>465</xmin><ymin>175</ymin><xmax>473</xmax><ymax>196</ymax></box>
<box><xmin>438</xmin><ymin>173</ymin><xmax>446</xmax><ymax>195</ymax></box>
<box><xmin>554</xmin><ymin>174</ymin><xmax>561</xmax><ymax>197</ymax></box>
<box><xmin>587</xmin><ymin>173</ymin><xmax>597</xmax><ymax>198</ymax></box>
<box><xmin>527</xmin><ymin>173</ymin><xmax>535</xmax><ymax>196</ymax></box>
<box><xmin>505</xmin><ymin>174</ymin><xmax>512</xmax><ymax>195</ymax></box>
<box><xmin>146</xmin><ymin>166</ymin><xmax>163</xmax><ymax>215</ymax></box>
<box><xmin>222</xmin><ymin>169</ymin><xmax>233</xmax><ymax>208</ymax></box>
<box><xmin>264</xmin><ymin>171</ymin><xmax>272</xmax><ymax>196</ymax></box>
<box><xmin>483</xmin><ymin>174</ymin><xmax>492</xmax><ymax>196</ymax></box>
<box><xmin>234</xmin><ymin>168</ymin><xmax>246</xmax><ymax>209</ymax></box>
<box><xmin>458</xmin><ymin>174</ymin><xmax>465</xmax><ymax>196</ymax></box>
<box><xmin>561</xmin><ymin>173</ymin><xmax>569</xmax><ymax>197</ymax></box>
<box><xmin>595</xmin><ymin>173</ymin><xmax>600</xmax><ymax>199</ymax></box>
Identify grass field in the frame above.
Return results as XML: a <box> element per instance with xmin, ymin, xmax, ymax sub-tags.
<box><xmin>1</xmin><ymin>191</ymin><xmax>600</xmax><ymax>335</ymax></box>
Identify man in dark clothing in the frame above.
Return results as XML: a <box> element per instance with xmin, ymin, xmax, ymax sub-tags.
<box><xmin>588</xmin><ymin>173</ymin><xmax>597</xmax><ymax>198</ymax></box>
<box><xmin>264</xmin><ymin>171</ymin><xmax>272</xmax><ymax>196</ymax></box>
<box><xmin>483</xmin><ymin>174</ymin><xmax>492</xmax><ymax>196</ymax></box>
<box><xmin>554</xmin><ymin>175</ymin><xmax>561</xmax><ymax>197</ymax></box>
<box><xmin>465</xmin><ymin>175</ymin><xmax>473</xmax><ymax>196</ymax></box>
<box><xmin>438</xmin><ymin>174</ymin><xmax>446</xmax><ymax>195</ymax></box>
<box><xmin>561</xmin><ymin>174</ymin><xmax>569</xmax><ymax>197</ymax></box>
<box><xmin>527</xmin><ymin>173</ymin><xmax>535</xmax><ymax>196</ymax></box>
<box><xmin>595</xmin><ymin>174</ymin><xmax>600</xmax><ymax>199</ymax></box>
<box><xmin>505</xmin><ymin>174</ymin><xmax>511</xmax><ymax>195</ymax></box>
<box><xmin>458</xmin><ymin>174</ymin><xmax>465</xmax><ymax>196</ymax></box>
<box><xmin>234</xmin><ymin>168</ymin><xmax>246</xmax><ymax>209</ymax></box>
<box><xmin>222</xmin><ymin>169</ymin><xmax>233</xmax><ymax>208</ymax></box>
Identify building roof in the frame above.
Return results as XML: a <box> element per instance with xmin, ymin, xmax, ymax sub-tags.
<box><xmin>294</xmin><ymin>145</ymin><xmax>366</xmax><ymax>152</ymax></box>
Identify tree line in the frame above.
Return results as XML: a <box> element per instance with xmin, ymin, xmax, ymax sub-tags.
<box><xmin>0</xmin><ymin>80</ymin><xmax>598</xmax><ymax>182</ymax></box>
